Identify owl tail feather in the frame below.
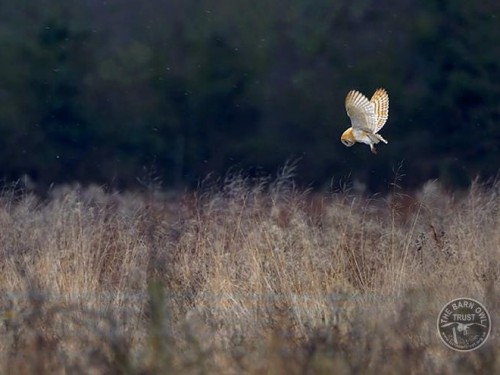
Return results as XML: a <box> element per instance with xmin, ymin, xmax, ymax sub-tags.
<box><xmin>378</xmin><ymin>134</ymin><xmax>388</xmax><ymax>144</ymax></box>
<box><xmin>367</xmin><ymin>133</ymin><xmax>388</xmax><ymax>145</ymax></box>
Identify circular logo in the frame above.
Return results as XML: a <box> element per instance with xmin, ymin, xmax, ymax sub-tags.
<box><xmin>437</xmin><ymin>297</ymin><xmax>491</xmax><ymax>352</ymax></box>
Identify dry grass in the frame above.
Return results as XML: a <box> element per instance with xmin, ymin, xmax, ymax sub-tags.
<box><xmin>0</xmin><ymin>172</ymin><xmax>498</xmax><ymax>374</ymax></box>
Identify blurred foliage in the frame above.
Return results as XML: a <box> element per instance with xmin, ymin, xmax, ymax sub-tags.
<box><xmin>0</xmin><ymin>0</ymin><xmax>498</xmax><ymax>191</ymax></box>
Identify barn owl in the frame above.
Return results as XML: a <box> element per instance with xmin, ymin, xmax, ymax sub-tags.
<box><xmin>340</xmin><ymin>88</ymin><xmax>389</xmax><ymax>154</ymax></box>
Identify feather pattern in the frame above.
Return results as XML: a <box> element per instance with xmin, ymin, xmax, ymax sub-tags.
<box><xmin>370</xmin><ymin>88</ymin><xmax>389</xmax><ymax>133</ymax></box>
<box><xmin>345</xmin><ymin>90</ymin><xmax>377</xmax><ymax>132</ymax></box>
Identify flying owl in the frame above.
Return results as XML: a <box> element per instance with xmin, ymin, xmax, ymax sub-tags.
<box><xmin>340</xmin><ymin>88</ymin><xmax>389</xmax><ymax>154</ymax></box>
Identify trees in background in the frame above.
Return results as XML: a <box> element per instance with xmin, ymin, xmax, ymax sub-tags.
<box><xmin>0</xmin><ymin>0</ymin><xmax>498</xmax><ymax>191</ymax></box>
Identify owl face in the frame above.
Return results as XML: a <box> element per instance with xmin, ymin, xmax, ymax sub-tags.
<box><xmin>341</xmin><ymin>128</ymin><xmax>355</xmax><ymax>147</ymax></box>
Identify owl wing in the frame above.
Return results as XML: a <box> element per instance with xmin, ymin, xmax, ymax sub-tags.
<box><xmin>370</xmin><ymin>88</ymin><xmax>389</xmax><ymax>133</ymax></box>
<box><xmin>345</xmin><ymin>90</ymin><xmax>377</xmax><ymax>133</ymax></box>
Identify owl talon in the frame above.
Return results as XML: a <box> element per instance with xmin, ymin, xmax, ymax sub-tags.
<box><xmin>370</xmin><ymin>145</ymin><xmax>377</xmax><ymax>154</ymax></box>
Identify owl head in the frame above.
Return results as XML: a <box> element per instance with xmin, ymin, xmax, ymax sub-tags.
<box><xmin>341</xmin><ymin>128</ymin><xmax>355</xmax><ymax>147</ymax></box>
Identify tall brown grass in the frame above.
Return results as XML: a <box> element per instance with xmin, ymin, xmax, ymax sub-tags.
<box><xmin>0</xmin><ymin>172</ymin><xmax>498</xmax><ymax>374</ymax></box>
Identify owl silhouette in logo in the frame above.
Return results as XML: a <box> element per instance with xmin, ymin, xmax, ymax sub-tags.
<box><xmin>341</xmin><ymin>88</ymin><xmax>389</xmax><ymax>154</ymax></box>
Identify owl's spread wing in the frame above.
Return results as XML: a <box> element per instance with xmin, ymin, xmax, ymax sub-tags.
<box><xmin>370</xmin><ymin>88</ymin><xmax>389</xmax><ymax>132</ymax></box>
<box><xmin>345</xmin><ymin>90</ymin><xmax>376</xmax><ymax>133</ymax></box>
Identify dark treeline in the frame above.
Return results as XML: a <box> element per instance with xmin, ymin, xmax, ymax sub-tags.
<box><xmin>0</xmin><ymin>0</ymin><xmax>498</xmax><ymax>192</ymax></box>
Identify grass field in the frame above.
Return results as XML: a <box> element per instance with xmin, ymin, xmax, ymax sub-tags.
<box><xmin>0</xmin><ymin>171</ymin><xmax>498</xmax><ymax>374</ymax></box>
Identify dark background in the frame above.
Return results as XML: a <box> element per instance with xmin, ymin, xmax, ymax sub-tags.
<box><xmin>0</xmin><ymin>0</ymin><xmax>498</xmax><ymax>192</ymax></box>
